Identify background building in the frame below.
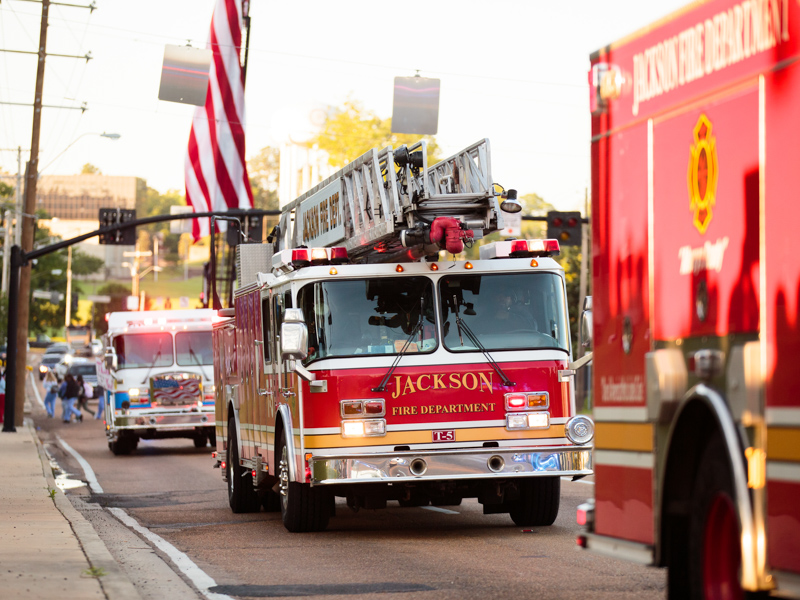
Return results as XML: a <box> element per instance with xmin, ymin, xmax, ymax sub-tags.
<box><xmin>37</xmin><ymin>174</ymin><xmax>143</xmax><ymax>279</ymax></box>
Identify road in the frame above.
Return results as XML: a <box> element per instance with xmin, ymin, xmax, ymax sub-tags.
<box><xmin>29</xmin><ymin>364</ymin><xmax>666</xmax><ymax>600</ymax></box>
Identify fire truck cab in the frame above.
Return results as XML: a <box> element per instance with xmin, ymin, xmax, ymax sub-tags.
<box><xmin>98</xmin><ymin>309</ymin><xmax>216</xmax><ymax>455</ymax></box>
<box><xmin>213</xmin><ymin>139</ymin><xmax>594</xmax><ymax>531</ymax></box>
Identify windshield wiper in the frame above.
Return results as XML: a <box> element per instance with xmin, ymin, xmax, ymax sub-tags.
<box><xmin>451</xmin><ymin>295</ymin><xmax>514</xmax><ymax>387</ymax></box>
<box><xmin>188</xmin><ymin>346</ymin><xmax>210</xmax><ymax>376</ymax></box>
<box><xmin>140</xmin><ymin>340</ymin><xmax>163</xmax><ymax>385</ymax></box>
<box><xmin>372</xmin><ymin>296</ymin><xmax>426</xmax><ymax>393</ymax></box>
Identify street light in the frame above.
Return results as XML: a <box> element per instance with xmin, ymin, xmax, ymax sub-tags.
<box><xmin>38</xmin><ymin>131</ymin><xmax>121</xmax><ymax>175</ymax></box>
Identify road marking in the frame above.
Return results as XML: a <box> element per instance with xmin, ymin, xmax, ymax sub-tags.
<box><xmin>56</xmin><ymin>435</ymin><xmax>104</xmax><ymax>494</ymax></box>
<box><xmin>108</xmin><ymin>508</ymin><xmax>234</xmax><ymax>600</ymax></box>
<box><xmin>421</xmin><ymin>506</ymin><xmax>460</xmax><ymax>515</ymax></box>
<box><xmin>29</xmin><ymin>372</ymin><xmax>44</xmax><ymax>408</ymax></box>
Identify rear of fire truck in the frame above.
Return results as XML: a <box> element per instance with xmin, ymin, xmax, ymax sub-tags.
<box><xmin>581</xmin><ymin>0</ymin><xmax>800</xmax><ymax>597</ymax></box>
<box><xmin>98</xmin><ymin>309</ymin><xmax>216</xmax><ymax>455</ymax></box>
<box><xmin>212</xmin><ymin>139</ymin><xmax>594</xmax><ymax>532</ymax></box>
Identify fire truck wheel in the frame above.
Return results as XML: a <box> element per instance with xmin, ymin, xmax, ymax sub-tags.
<box><xmin>686</xmin><ymin>433</ymin><xmax>763</xmax><ymax>599</ymax></box>
<box><xmin>207</xmin><ymin>428</ymin><xmax>216</xmax><ymax>447</ymax></box>
<box><xmin>508</xmin><ymin>477</ymin><xmax>560</xmax><ymax>527</ymax></box>
<box><xmin>193</xmin><ymin>435</ymin><xmax>207</xmax><ymax>448</ymax></box>
<box><xmin>226</xmin><ymin>418</ymin><xmax>260</xmax><ymax>514</ymax></box>
<box><xmin>278</xmin><ymin>428</ymin><xmax>330</xmax><ymax>532</ymax></box>
<box><xmin>109</xmin><ymin>436</ymin><xmax>136</xmax><ymax>455</ymax></box>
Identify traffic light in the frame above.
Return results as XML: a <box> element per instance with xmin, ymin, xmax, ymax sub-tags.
<box><xmin>98</xmin><ymin>208</ymin><xmax>136</xmax><ymax>245</ymax></box>
<box><xmin>546</xmin><ymin>211</ymin><xmax>582</xmax><ymax>247</ymax></box>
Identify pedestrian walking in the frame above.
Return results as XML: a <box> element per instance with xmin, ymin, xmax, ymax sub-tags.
<box><xmin>61</xmin><ymin>373</ymin><xmax>82</xmax><ymax>423</ymax></box>
<box><xmin>42</xmin><ymin>371</ymin><xmax>58</xmax><ymax>418</ymax></box>
<box><xmin>76</xmin><ymin>374</ymin><xmax>95</xmax><ymax>416</ymax></box>
<box><xmin>0</xmin><ymin>370</ymin><xmax>5</xmax><ymax>425</ymax></box>
<box><xmin>94</xmin><ymin>387</ymin><xmax>105</xmax><ymax>421</ymax></box>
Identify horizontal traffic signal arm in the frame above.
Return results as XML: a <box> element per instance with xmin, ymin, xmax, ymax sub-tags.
<box><xmin>19</xmin><ymin>209</ymin><xmax>280</xmax><ymax>266</ymax></box>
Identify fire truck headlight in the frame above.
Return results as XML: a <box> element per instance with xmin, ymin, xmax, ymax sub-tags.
<box><xmin>128</xmin><ymin>388</ymin><xmax>140</xmax><ymax>397</ymax></box>
<box><xmin>527</xmin><ymin>412</ymin><xmax>549</xmax><ymax>429</ymax></box>
<box><xmin>506</xmin><ymin>412</ymin><xmax>550</xmax><ymax>430</ymax></box>
<box><xmin>506</xmin><ymin>414</ymin><xmax>529</xmax><ymax>429</ymax></box>
<box><xmin>565</xmin><ymin>415</ymin><xmax>594</xmax><ymax>445</ymax></box>
<box><xmin>341</xmin><ymin>419</ymin><xmax>386</xmax><ymax>437</ymax></box>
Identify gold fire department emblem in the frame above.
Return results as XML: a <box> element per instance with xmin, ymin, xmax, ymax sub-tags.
<box><xmin>687</xmin><ymin>114</ymin><xmax>718</xmax><ymax>235</ymax></box>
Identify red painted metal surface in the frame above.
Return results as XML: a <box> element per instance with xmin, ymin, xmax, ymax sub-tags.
<box><xmin>594</xmin><ymin>464</ymin><xmax>654</xmax><ymax>545</ymax></box>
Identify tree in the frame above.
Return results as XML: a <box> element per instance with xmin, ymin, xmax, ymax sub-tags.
<box><xmin>248</xmin><ymin>147</ymin><xmax>280</xmax><ymax>211</ymax></box>
<box><xmin>310</xmin><ymin>98</ymin><xmax>441</xmax><ymax>169</ymax></box>
<box><xmin>81</xmin><ymin>163</ymin><xmax>101</xmax><ymax>175</ymax></box>
<box><xmin>90</xmin><ymin>282</ymin><xmax>131</xmax><ymax>335</ymax></box>
<box><xmin>136</xmin><ymin>186</ymin><xmax>185</xmax><ymax>259</ymax></box>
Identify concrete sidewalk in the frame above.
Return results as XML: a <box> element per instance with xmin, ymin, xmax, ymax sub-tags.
<box><xmin>0</xmin><ymin>417</ymin><xmax>142</xmax><ymax>600</ymax></box>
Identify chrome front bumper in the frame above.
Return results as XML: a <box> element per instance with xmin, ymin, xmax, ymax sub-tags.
<box><xmin>310</xmin><ymin>446</ymin><xmax>592</xmax><ymax>485</ymax></box>
<box><xmin>111</xmin><ymin>409</ymin><xmax>214</xmax><ymax>431</ymax></box>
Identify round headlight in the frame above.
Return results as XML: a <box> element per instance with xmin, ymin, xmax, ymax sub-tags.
<box><xmin>565</xmin><ymin>415</ymin><xmax>594</xmax><ymax>445</ymax></box>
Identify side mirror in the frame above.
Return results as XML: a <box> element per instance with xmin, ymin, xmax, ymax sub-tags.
<box><xmin>281</xmin><ymin>308</ymin><xmax>308</xmax><ymax>360</ymax></box>
<box><xmin>104</xmin><ymin>350</ymin><xmax>117</xmax><ymax>371</ymax></box>
<box><xmin>580</xmin><ymin>296</ymin><xmax>593</xmax><ymax>350</ymax></box>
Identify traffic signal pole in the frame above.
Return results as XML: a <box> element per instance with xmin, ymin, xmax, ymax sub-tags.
<box><xmin>2</xmin><ymin>208</ymin><xmax>276</xmax><ymax>431</ymax></box>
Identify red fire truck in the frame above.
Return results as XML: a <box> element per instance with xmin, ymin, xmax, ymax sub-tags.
<box><xmin>580</xmin><ymin>0</ymin><xmax>800</xmax><ymax>597</ymax></box>
<box><xmin>211</xmin><ymin>139</ymin><xmax>593</xmax><ymax>531</ymax></box>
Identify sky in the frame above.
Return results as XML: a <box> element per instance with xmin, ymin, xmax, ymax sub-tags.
<box><xmin>0</xmin><ymin>0</ymin><xmax>690</xmax><ymax>214</ymax></box>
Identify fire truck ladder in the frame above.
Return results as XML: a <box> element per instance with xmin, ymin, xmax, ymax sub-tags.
<box><xmin>274</xmin><ymin>138</ymin><xmax>506</xmax><ymax>263</ymax></box>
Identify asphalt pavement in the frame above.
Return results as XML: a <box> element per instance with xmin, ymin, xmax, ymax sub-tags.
<box><xmin>0</xmin><ymin>373</ymin><xmax>142</xmax><ymax>600</ymax></box>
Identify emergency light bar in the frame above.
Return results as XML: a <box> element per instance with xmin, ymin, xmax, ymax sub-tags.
<box><xmin>479</xmin><ymin>239</ymin><xmax>560</xmax><ymax>260</ymax></box>
<box><xmin>272</xmin><ymin>247</ymin><xmax>349</xmax><ymax>273</ymax></box>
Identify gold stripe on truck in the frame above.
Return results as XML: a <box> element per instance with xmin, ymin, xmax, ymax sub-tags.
<box><xmin>767</xmin><ymin>427</ymin><xmax>800</xmax><ymax>462</ymax></box>
<box><xmin>304</xmin><ymin>425</ymin><xmax>567</xmax><ymax>449</ymax></box>
<box><xmin>594</xmin><ymin>422</ymin><xmax>654</xmax><ymax>452</ymax></box>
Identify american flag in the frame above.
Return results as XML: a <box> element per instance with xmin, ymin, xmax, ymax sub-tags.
<box><xmin>185</xmin><ymin>0</ymin><xmax>253</xmax><ymax>240</ymax></box>
<box><xmin>152</xmin><ymin>379</ymin><xmax>202</xmax><ymax>405</ymax></box>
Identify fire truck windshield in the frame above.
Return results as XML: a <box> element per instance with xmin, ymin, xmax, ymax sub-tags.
<box><xmin>175</xmin><ymin>331</ymin><xmax>213</xmax><ymax>366</ymax></box>
<box><xmin>113</xmin><ymin>333</ymin><xmax>174</xmax><ymax>369</ymax></box>
<box><xmin>298</xmin><ymin>277</ymin><xmax>436</xmax><ymax>362</ymax></box>
<box><xmin>440</xmin><ymin>272</ymin><xmax>569</xmax><ymax>353</ymax></box>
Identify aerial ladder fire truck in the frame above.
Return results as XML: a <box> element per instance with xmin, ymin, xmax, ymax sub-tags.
<box><xmin>212</xmin><ymin>138</ymin><xmax>594</xmax><ymax>532</ymax></box>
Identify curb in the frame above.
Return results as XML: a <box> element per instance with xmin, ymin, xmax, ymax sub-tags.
<box><xmin>28</xmin><ymin>419</ymin><xmax>144</xmax><ymax>600</ymax></box>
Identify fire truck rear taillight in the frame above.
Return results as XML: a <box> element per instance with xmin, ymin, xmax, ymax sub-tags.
<box><xmin>527</xmin><ymin>393</ymin><xmax>548</xmax><ymax>408</ymax></box>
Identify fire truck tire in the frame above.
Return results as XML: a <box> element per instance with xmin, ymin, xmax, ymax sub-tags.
<box><xmin>208</xmin><ymin>428</ymin><xmax>216</xmax><ymax>447</ymax></box>
<box><xmin>109</xmin><ymin>435</ymin><xmax>136</xmax><ymax>455</ymax></box>
<box><xmin>278</xmin><ymin>429</ymin><xmax>330</xmax><ymax>532</ymax></box>
<box><xmin>398</xmin><ymin>490</ymin><xmax>429</xmax><ymax>507</ymax></box>
<box><xmin>508</xmin><ymin>476</ymin><xmax>560</xmax><ymax>527</ymax></box>
<box><xmin>193</xmin><ymin>435</ymin><xmax>207</xmax><ymax>448</ymax></box>
<box><xmin>686</xmin><ymin>433</ymin><xmax>767</xmax><ymax>599</ymax></box>
<box><xmin>226</xmin><ymin>418</ymin><xmax>260</xmax><ymax>514</ymax></box>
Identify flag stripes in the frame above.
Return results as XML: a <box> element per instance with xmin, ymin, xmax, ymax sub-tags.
<box><xmin>185</xmin><ymin>0</ymin><xmax>253</xmax><ymax>240</ymax></box>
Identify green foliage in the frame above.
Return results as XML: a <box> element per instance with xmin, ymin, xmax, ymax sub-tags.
<box><xmin>0</xmin><ymin>180</ymin><xmax>13</xmax><ymax>201</ymax></box>
<box><xmin>80</xmin><ymin>163</ymin><xmax>101</xmax><ymax>175</ymax></box>
<box><xmin>310</xmin><ymin>98</ymin><xmax>441</xmax><ymax>169</ymax></box>
<box><xmin>28</xmin><ymin>219</ymin><xmax>104</xmax><ymax>333</ymax></box>
<box><xmin>248</xmin><ymin>146</ymin><xmax>280</xmax><ymax>211</ymax></box>
<box><xmin>135</xmin><ymin>186</ymin><xmax>185</xmax><ymax>257</ymax></box>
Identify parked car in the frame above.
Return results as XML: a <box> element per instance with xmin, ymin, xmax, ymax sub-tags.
<box><xmin>39</xmin><ymin>345</ymin><xmax>75</xmax><ymax>380</ymax></box>
<box><xmin>29</xmin><ymin>334</ymin><xmax>52</xmax><ymax>348</ymax></box>
<box><xmin>66</xmin><ymin>359</ymin><xmax>99</xmax><ymax>397</ymax></box>
<box><xmin>39</xmin><ymin>353</ymin><xmax>63</xmax><ymax>380</ymax></box>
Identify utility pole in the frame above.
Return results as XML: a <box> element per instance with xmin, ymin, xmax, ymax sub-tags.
<box><xmin>10</xmin><ymin>0</ymin><xmax>50</xmax><ymax>430</ymax></box>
